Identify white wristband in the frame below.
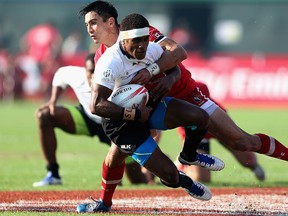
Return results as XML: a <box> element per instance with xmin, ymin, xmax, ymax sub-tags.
<box><xmin>146</xmin><ymin>63</ymin><xmax>160</xmax><ymax>76</ymax></box>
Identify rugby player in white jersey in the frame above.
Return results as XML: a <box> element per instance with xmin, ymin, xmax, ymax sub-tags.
<box><xmin>33</xmin><ymin>53</ymin><xmax>151</xmax><ymax>187</ymax></box>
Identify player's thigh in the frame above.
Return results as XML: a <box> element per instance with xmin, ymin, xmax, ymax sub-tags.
<box><xmin>105</xmin><ymin>143</ymin><xmax>128</xmax><ymax>168</ymax></box>
<box><xmin>52</xmin><ymin>106</ymin><xmax>76</xmax><ymax>133</ymax></box>
<box><xmin>164</xmin><ymin>98</ymin><xmax>209</xmax><ymax>129</ymax></box>
<box><xmin>144</xmin><ymin>146</ymin><xmax>179</xmax><ymax>184</ymax></box>
<box><xmin>209</xmin><ymin>107</ymin><xmax>250</xmax><ymax>148</ymax></box>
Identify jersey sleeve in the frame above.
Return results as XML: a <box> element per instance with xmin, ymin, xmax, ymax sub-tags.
<box><xmin>52</xmin><ymin>66</ymin><xmax>85</xmax><ymax>89</ymax></box>
<box><xmin>149</xmin><ymin>26</ymin><xmax>167</xmax><ymax>44</ymax></box>
<box><xmin>52</xmin><ymin>67</ymin><xmax>69</xmax><ymax>89</ymax></box>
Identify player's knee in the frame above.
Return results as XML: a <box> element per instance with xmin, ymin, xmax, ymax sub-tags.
<box><xmin>195</xmin><ymin>109</ymin><xmax>209</xmax><ymax>130</ymax></box>
<box><xmin>35</xmin><ymin>108</ymin><xmax>52</xmax><ymax>126</ymax></box>
<box><xmin>105</xmin><ymin>145</ymin><xmax>127</xmax><ymax>168</ymax></box>
<box><xmin>160</xmin><ymin>167</ymin><xmax>179</xmax><ymax>185</ymax></box>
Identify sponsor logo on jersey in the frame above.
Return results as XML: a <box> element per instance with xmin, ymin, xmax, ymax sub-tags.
<box><xmin>103</xmin><ymin>69</ymin><xmax>111</xmax><ymax>77</ymax></box>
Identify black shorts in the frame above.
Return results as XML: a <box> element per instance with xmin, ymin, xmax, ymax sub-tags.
<box><xmin>101</xmin><ymin>96</ymin><xmax>161</xmax><ymax>154</ymax></box>
<box><xmin>102</xmin><ymin>119</ymin><xmax>151</xmax><ymax>154</ymax></box>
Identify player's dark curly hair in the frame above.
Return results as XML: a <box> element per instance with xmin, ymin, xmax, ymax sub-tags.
<box><xmin>78</xmin><ymin>0</ymin><xmax>118</xmax><ymax>25</ymax></box>
<box><xmin>120</xmin><ymin>13</ymin><xmax>149</xmax><ymax>31</ymax></box>
<box><xmin>86</xmin><ymin>53</ymin><xmax>95</xmax><ymax>64</ymax></box>
<box><xmin>85</xmin><ymin>53</ymin><xmax>96</xmax><ymax>73</ymax></box>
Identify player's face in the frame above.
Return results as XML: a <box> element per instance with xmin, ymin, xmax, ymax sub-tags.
<box><xmin>85</xmin><ymin>59</ymin><xmax>95</xmax><ymax>86</ymax></box>
<box><xmin>122</xmin><ymin>36</ymin><xmax>149</xmax><ymax>60</ymax></box>
<box><xmin>84</xmin><ymin>11</ymin><xmax>114</xmax><ymax>45</ymax></box>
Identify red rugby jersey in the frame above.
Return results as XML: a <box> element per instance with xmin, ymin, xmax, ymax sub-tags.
<box><xmin>148</xmin><ymin>26</ymin><xmax>197</xmax><ymax>100</ymax></box>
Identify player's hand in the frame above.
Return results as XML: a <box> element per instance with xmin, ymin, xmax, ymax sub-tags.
<box><xmin>40</xmin><ymin>101</ymin><xmax>57</xmax><ymax>115</ymax></box>
<box><xmin>137</xmin><ymin>99</ymin><xmax>152</xmax><ymax>122</ymax></box>
<box><xmin>149</xmin><ymin>75</ymin><xmax>174</xmax><ymax>100</ymax></box>
<box><xmin>129</xmin><ymin>68</ymin><xmax>151</xmax><ymax>85</ymax></box>
<box><xmin>48</xmin><ymin>103</ymin><xmax>56</xmax><ymax>115</ymax></box>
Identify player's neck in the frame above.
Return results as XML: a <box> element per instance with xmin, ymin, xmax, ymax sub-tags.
<box><xmin>105</xmin><ymin>29</ymin><xmax>119</xmax><ymax>48</ymax></box>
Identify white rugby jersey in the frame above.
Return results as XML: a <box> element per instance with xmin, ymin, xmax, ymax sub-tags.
<box><xmin>52</xmin><ymin>66</ymin><xmax>102</xmax><ymax>124</ymax></box>
<box><xmin>93</xmin><ymin>41</ymin><xmax>163</xmax><ymax>90</ymax></box>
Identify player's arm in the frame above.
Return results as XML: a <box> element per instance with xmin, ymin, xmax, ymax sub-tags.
<box><xmin>50</xmin><ymin>66</ymin><xmax>73</xmax><ymax>103</ymax></box>
<box><xmin>90</xmin><ymin>83</ymin><xmax>121</xmax><ymax>119</ymax></box>
<box><xmin>38</xmin><ymin>67</ymin><xmax>68</xmax><ymax>115</ymax></box>
<box><xmin>90</xmin><ymin>83</ymin><xmax>151</xmax><ymax>122</ymax></box>
<box><xmin>130</xmin><ymin>38</ymin><xmax>186</xmax><ymax>84</ymax></box>
<box><xmin>156</xmin><ymin>37</ymin><xmax>187</xmax><ymax>72</ymax></box>
<box><xmin>49</xmin><ymin>86</ymin><xmax>64</xmax><ymax>106</ymax></box>
<box><xmin>149</xmin><ymin>65</ymin><xmax>181</xmax><ymax>100</ymax></box>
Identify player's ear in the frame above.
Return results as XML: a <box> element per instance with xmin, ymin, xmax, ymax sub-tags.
<box><xmin>121</xmin><ymin>39</ymin><xmax>127</xmax><ymax>48</ymax></box>
<box><xmin>107</xmin><ymin>17</ymin><xmax>116</xmax><ymax>27</ymax></box>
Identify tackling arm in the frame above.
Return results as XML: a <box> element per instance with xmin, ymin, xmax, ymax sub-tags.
<box><xmin>156</xmin><ymin>37</ymin><xmax>187</xmax><ymax>72</ymax></box>
<box><xmin>130</xmin><ymin>37</ymin><xmax>186</xmax><ymax>85</ymax></box>
<box><xmin>149</xmin><ymin>65</ymin><xmax>181</xmax><ymax>100</ymax></box>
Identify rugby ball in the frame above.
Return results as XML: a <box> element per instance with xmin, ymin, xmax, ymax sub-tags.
<box><xmin>109</xmin><ymin>84</ymin><xmax>149</xmax><ymax>108</ymax></box>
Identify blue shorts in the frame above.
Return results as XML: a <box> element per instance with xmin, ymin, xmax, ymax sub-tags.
<box><xmin>132</xmin><ymin>136</ymin><xmax>157</xmax><ymax>166</ymax></box>
<box><xmin>149</xmin><ymin>97</ymin><xmax>173</xmax><ymax>130</ymax></box>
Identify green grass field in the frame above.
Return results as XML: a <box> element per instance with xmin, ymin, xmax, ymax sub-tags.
<box><xmin>0</xmin><ymin>100</ymin><xmax>288</xmax><ymax>192</ymax></box>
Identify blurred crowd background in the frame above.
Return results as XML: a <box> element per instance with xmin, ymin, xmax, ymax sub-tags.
<box><xmin>0</xmin><ymin>0</ymin><xmax>287</xmax><ymax>106</ymax></box>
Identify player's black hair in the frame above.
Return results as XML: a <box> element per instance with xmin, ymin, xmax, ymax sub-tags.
<box><xmin>120</xmin><ymin>13</ymin><xmax>149</xmax><ymax>31</ymax></box>
<box><xmin>78</xmin><ymin>0</ymin><xmax>118</xmax><ymax>25</ymax></box>
<box><xmin>86</xmin><ymin>53</ymin><xmax>95</xmax><ymax>65</ymax></box>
